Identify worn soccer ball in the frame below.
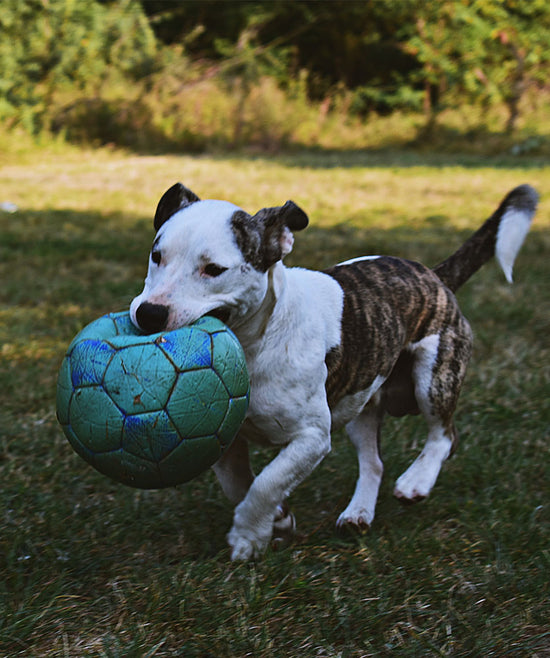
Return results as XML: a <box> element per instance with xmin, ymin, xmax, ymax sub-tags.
<box><xmin>56</xmin><ymin>311</ymin><xmax>249</xmax><ymax>489</ymax></box>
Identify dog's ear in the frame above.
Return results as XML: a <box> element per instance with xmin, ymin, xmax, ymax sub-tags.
<box><xmin>278</xmin><ymin>200</ymin><xmax>309</xmax><ymax>232</ymax></box>
<box><xmin>255</xmin><ymin>200</ymin><xmax>309</xmax><ymax>270</ymax></box>
<box><xmin>154</xmin><ymin>183</ymin><xmax>200</xmax><ymax>231</ymax></box>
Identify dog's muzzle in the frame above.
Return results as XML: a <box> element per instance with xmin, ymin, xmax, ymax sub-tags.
<box><xmin>135</xmin><ymin>302</ymin><xmax>169</xmax><ymax>334</ymax></box>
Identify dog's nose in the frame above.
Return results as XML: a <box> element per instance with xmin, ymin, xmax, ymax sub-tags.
<box><xmin>135</xmin><ymin>302</ymin><xmax>169</xmax><ymax>333</ymax></box>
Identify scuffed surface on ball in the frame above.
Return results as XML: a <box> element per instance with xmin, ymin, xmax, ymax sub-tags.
<box><xmin>56</xmin><ymin>312</ymin><xmax>249</xmax><ymax>488</ymax></box>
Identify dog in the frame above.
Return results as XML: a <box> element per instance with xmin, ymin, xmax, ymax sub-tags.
<box><xmin>130</xmin><ymin>183</ymin><xmax>538</xmax><ymax>560</ymax></box>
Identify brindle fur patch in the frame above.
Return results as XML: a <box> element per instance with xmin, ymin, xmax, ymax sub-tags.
<box><xmin>230</xmin><ymin>208</ymin><xmax>293</xmax><ymax>273</ymax></box>
<box><xmin>231</xmin><ymin>204</ymin><xmax>308</xmax><ymax>273</ymax></box>
<box><xmin>231</xmin><ymin>210</ymin><xmax>264</xmax><ymax>271</ymax></box>
<box><xmin>324</xmin><ymin>257</ymin><xmax>473</xmax><ymax>424</ymax></box>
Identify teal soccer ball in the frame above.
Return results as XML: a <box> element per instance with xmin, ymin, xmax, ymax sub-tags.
<box><xmin>56</xmin><ymin>312</ymin><xmax>249</xmax><ymax>489</ymax></box>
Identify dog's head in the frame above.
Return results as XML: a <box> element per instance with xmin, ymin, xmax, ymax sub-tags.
<box><xmin>130</xmin><ymin>183</ymin><xmax>308</xmax><ymax>333</ymax></box>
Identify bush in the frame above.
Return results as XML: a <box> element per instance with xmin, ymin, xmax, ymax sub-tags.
<box><xmin>0</xmin><ymin>0</ymin><xmax>158</xmax><ymax>134</ymax></box>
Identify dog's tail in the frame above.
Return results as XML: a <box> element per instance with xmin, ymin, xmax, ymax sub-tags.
<box><xmin>433</xmin><ymin>184</ymin><xmax>539</xmax><ymax>293</ymax></box>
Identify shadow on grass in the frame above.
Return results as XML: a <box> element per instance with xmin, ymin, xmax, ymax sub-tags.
<box><xmin>59</xmin><ymin>100</ymin><xmax>550</xmax><ymax>170</ymax></box>
<box><xmin>0</xmin><ymin>208</ymin><xmax>152</xmax><ymax>311</ymax></box>
<box><xmin>268</xmin><ymin>145</ymin><xmax>550</xmax><ymax>170</ymax></box>
<box><xmin>0</xmin><ymin>206</ymin><xmax>389</xmax><ymax>313</ymax></box>
<box><xmin>2</xmin><ymin>205</ymin><xmax>546</xmax><ymax>325</ymax></box>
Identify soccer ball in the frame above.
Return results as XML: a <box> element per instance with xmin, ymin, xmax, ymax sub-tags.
<box><xmin>56</xmin><ymin>311</ymin><xmax>249</xmax><ymax>489</ymax></box>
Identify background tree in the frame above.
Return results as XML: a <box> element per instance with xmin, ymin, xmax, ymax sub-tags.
<box><xmin>401</xmin><ymin>0</ymin><xmax>550</xmax><ymax>132</ymax></box>
<box><xmin>0</xmin><ymin>0</ymin><xmax>157</xmax><ymax>133</ymax></box>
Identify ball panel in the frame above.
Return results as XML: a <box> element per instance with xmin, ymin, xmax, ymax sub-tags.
<box><xmin>93</xmin><ymin>449</ymin><xmax>162</xmax><ymax>489</ymax></box>
<box><xmin>110</xmin><ymin>311</ymin><xmax>142</xmax><ymax>336</ymax></box>
<box><xmin>67</xmin><ymin>315</ymin><xmax>120</xmax><ymax>352</ymax></box>
<box><xmin>56</xmin><ymin>356</ymin><xmax>73</xmax><ymax>425</ymax></box>
<box><xmin>167</xmin><ymin>369</ymin><xmax>229</xmax><ymax>438</ymax></box>
<box><xmin>60</xmin><ymin>422</ymin><xmax>96</xmax><ymax>464</ymax></box>
<box><xmin>192</xmin><ymin>316</ymin><xmax>228</xmax><ymax>333</ymax></box>
<box><xmin>123</xmin><ymin>410</ymin><xmax>180</xmax><ymax>463</ymax></box>
<box><xmin>158</xmin><ymin>435</ymin><xmax>222</xmax><ymax>486</ymax></box>
<box><xmin>69</xmin><ymin>312</ymin><xmax>148</xmax><ymax>353</ymax></box>
<box><xmin>104</xmin><ymin>333</ymin><xmax>167</xmax><ymax>350</ymax></box>
<box><xmin>211</xmin><ymin>331</ymin><xmax>249</xmax><ymax>397</ymax></box>
<box><xmin>69</xmin><ymin>386</ymin><xmax>124</xmax><ymax>453</ymax></box>
<box><xmin>103</xmin><ymin>344</ymin><xmax>177</xmax><ymax>413</ymax></box>
<box><xmin>157</xmin><ymin>330</ymin><xmax>212</xmax><ymax>370</ymax></box>
<box><xmin>69</xmin><ymin>339</ymin><xmax>115</xmax><ymax>388</ymax></box>
<box><xmin>217</xmin><ymin>396</ymin><xmax>249</xmax><ymax>448</ymax></box>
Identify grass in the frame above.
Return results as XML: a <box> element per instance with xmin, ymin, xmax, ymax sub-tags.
<box><xmin>0</xmin><ymin>144</ymin><xmax>549</xmax><ymax>656</ymax></box>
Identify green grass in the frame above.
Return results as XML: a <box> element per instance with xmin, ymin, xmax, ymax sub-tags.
<box><xmin>0</xmin><ymin>146</ymin><xmax>549</xmax><ymax>656</ymax></box>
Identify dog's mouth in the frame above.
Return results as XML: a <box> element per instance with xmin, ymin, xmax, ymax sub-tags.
<box><xmin>208</xmin><ymin>306</ymin><xmax>231</xmax><ymax>324</ymax></box>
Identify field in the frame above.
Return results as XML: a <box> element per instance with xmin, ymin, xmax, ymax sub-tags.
<box><xmin>1</xmin><ymin>144</ymin><xmax>549</xmax><ymax>656</ymax></box>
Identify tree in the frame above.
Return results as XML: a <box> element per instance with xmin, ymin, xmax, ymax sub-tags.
<box><xmin>0</xmin><ymin>0</ymin><xmax>158</xmax><ymax>132</ymax></box>
<box><xmin>401</xmin><ymin>0</ymin><xmax>550</xmax><ymax>132</ymax></box>
<box><xmin>141</xmin><ymin>0</ymin><xmax>420</xmax><ymax>107</ymax></box>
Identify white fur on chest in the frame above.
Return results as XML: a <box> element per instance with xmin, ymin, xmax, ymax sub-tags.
<box><xmin>234</xmin><ymin>264</ymin><xmax>343</xmax><ymax>445</ymax></box>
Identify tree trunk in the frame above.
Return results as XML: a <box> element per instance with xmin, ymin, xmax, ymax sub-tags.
<box><xmin>505</xmin><ymin>45</ymin><xmax>526</xmax><ymax>134</ymax></box>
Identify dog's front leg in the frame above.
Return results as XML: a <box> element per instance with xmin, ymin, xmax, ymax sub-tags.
<box><xmin>227</xmin><ymin>426</ymin><xmax>331</xmax><ymax>560</ymax></box>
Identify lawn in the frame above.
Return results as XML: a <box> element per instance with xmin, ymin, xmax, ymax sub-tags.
<box><xmin>0</xmin><ymin>145</ymin><xmax>549</xmax><ymax>656</ymax></box>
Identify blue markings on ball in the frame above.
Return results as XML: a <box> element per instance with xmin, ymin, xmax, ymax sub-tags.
<box><xmin>158</xmin><ymin>329</ymin><xmax>212</xmax><ymax>370</ymax></box>
<box><xmin>69</xmin><ymin>339</ymin><xmax>115</xmax><ymax>388</ymax></box>
<box><xmin>111</xmin><ymin>311</ymin><xmax>139</xmax><ymax>335</ymax></box>
<box><xmin>123</xmin><ymin>411</ymin><xmax>180</xmax><ymax>463</ymax></box>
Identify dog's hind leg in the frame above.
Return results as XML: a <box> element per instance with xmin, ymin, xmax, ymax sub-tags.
<box><xmin>212</xmin><ymin>433</ymin><xmax>255</xmax><ymax>505</ymax></box>
<box><xmin>394</xmin><ymin>420</ymin><xmax>458</xmax><ymax>502</ymax></box>
<box><xmin>337</xmin><ymin>401</ymin><xmax>384</xmax><ymax>531</ymax></box>
<box><xmin>394</xmin><ymin>325</ymin><xmax>472</xmax><ymax>502</ymax></box>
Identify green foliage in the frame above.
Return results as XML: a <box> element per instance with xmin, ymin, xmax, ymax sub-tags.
<box><xmin>0</xmin><ymin>0</ymin><xmax>157</xmax><ymax>133</ymax></box>
<box><xmin>401</xmin><ymin>0</ymin><xmax>550</xmax><ymax>130</ymax></box>
<box><xmin>2</xmin><ymin>0</ymin><xmax>550</xmax><ymax>147</ymax></box>
<box><xmin>140</xmin><ymin>0</ymin><xmax>550</xmax><ymax>133</ymax></box>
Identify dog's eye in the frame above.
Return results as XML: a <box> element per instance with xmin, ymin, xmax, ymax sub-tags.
<box><xmin>151</xmin><ymin>250</ymin><xmax>162</xmax><ymax>265</ymax></box>
<box><xmin>203</xmin><ymin>263</ymin><xmax>228</xmax><ymax>278</ymax></box>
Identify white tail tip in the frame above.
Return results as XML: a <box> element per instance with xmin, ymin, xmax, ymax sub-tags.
<box><xmin>495</xmin><ymin>186</ymin><xmax>538</xmax><ymax>283</ymax></box>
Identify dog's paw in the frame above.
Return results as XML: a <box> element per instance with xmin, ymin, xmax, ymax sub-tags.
<box><xmin>228</xmin><ymin>526</ymin><xmax>270</xmax><ymax>561</ymax></box>
<box><xmin>393</xmin><ymin>487</ymin><xmax>427</xmax><ymax>504</ymax></box>
<box><xmin>336</xmin><ymin>506</ymin><xmax>373</xmax><ymax>535</ymax></box>
<box><xmin>228</xmin><ymin>535</ymin><xmax>260</xmax><ymax>561</ymax></box>
<box><xmin>394</xmin><ymin>434</ymin><xmax>451</xmax><ymax>502</ymax></box>
<box><xmin>227</xmin><ymin>509</ymin><xmax>273</xmax><ymax>561</ymax></box>
<box><xmin>393</xmin><ymin>470</ymin><xmax>432</xmax><ymax>503</ymax></box>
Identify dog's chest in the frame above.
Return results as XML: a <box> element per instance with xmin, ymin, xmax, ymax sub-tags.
<box><xmin>242</xmin><ymin>362</ymin><xmax>332</xmax><ymax>446</ymax></box>
<box><xmin>236</xmin><ymin>266</ymin><xmax>343</xmax><ymax>445</ymax></box>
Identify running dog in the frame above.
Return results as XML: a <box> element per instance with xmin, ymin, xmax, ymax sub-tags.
<box><xmin>130</xmin><ymin>183</ymin><xmax>538</xmax><ymax>560</ymax></box>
